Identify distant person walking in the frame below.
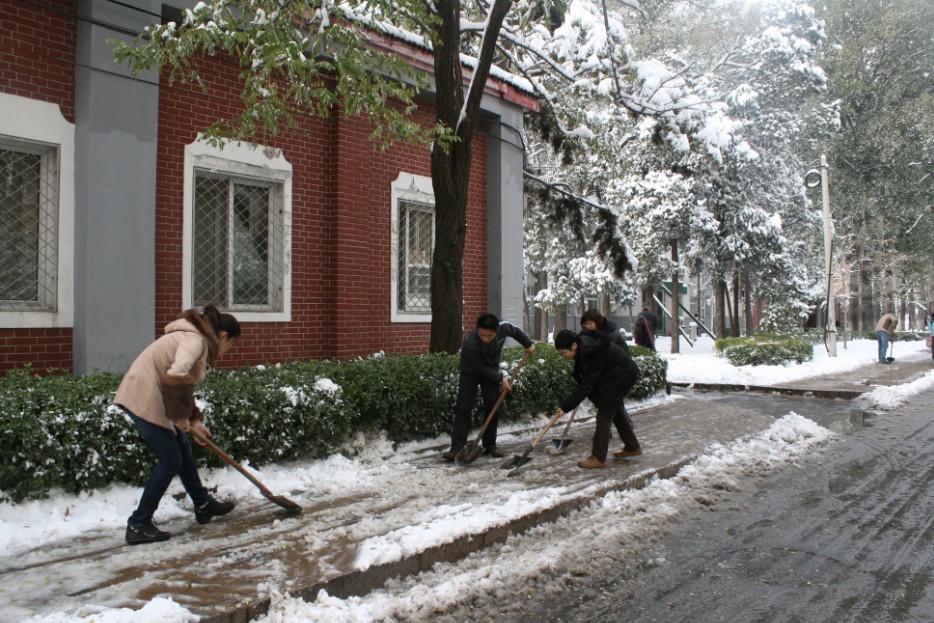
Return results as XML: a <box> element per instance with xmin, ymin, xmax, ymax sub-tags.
<box><xmin>443</xmin><ymin>314</ymin><xmax>535</xmax><ymax>461</ymax></box>
<box><xmin>633</xmin><ymin>304</ymin><xmax>657</xmax><ymax>351</ymax></box>
<box><xmin>875</xmin><ymin>312</ymin><xmax>898</xmax><ymax>364</ymax></box>
<box><xmin>553</xmin><ymin>329</ymin><xmax>642</xmax><ymax>469</ymax></box>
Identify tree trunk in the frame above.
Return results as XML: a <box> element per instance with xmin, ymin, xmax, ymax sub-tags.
<box><xmin>670</xmin><ymin>240</ymin><xmax>680</xmax><ymax>354</ymax></box>
<box><xmin>427</xmin><ymin>0</ymin><xmax>514</xmax><ymax>353</ymax></box>
<box><xmin>533</xmin><ymin>271</ymin><xmax>546</xmax><ymax>340</ymax></box>
<box><xmin>554</xmin><ymin>307</ymin><xmax>567</xmax><ymax>335</ymax></box>
<box><xmin>429</xmin><ymin>151</ymin><xmax>470</xmax><ymax>353</ymax></box>
<box><xmin>859</xmin><ymin>255</ymin><xmax>874</xmax><ymax>331</ymax></box>
<box><xmin>743</xmin><ymin>270</ymin><xmax>753</xmax><ymax>335</ymax></box>
<box><xmin>724</xmin><ymin>278</ymin><xmax>735</xmax><ymax>335</ymax></box>
<box><xmin>714</xmin><ymin>279</ymin><xmax>726</xmax><ymax>339</ymax></box>
<box><xmin>732</xmin><ymin>272</ymin><xmax>740</xmax><ymax>337</ymax></box>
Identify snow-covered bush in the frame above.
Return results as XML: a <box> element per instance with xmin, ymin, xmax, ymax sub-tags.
<box><xmin>0</xmin><ymin>345</ymin><xmax>668</xmax><ymax>501</ymax></box>
<box><xmin>714</xmin><ymin>335</ymin><xmax>813</xmax><ymax>366</ymax></box>
<box><xmin>629</xmin><ymin>346</ymin><xmax>668</xmax><ymax>400</ymax></box>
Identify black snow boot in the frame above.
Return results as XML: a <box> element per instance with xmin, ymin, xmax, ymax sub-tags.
<box><xmin>125</xmin><ymin>520</ymin><xmax>171</xmax><ymax>545</ymax></box>
<box><xmin>195</xmin><ymin>497</ymin><xmax>235</xmax><ymax>525</ymax></box>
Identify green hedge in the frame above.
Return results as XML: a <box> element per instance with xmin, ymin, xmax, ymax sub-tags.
<box><xmin>0</xmin><ymin>345</ymin><xmax>666</xmax><ymax>502</ymax></box>
<box><xmin>715</xmin><ymin>334</ymin><xmax>814</xmax><ymax>366</ymax></box>
<box><xmin>850</xmin><ymin>330</ymin><xmax>927</xmax><ymax>342</ymax></box>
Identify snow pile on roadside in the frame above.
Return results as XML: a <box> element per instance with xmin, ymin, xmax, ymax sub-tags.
<box><xmin>26</xmin><ymin>597</ymin><xmax>193</xmax><ymax>623</ymax></box>
<box><xmin>659</xmin><ymin>336</ymin><xmax>886</xmax><ymax>385</ymax></box>
<box><xmin>251</xmin><ymin>413</ymin><xmax>835</xmax><ymax>623</ymax></box>
<box><xmin>862</xmin><ymin>370</ymin><xmax>934</xmax><ymax>410</ymax></box>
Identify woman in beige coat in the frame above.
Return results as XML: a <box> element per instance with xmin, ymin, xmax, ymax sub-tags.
<box><xmin>114</xmin><ymin>305</ymin><xmax>241</xmax><ymax>545</ymax></box>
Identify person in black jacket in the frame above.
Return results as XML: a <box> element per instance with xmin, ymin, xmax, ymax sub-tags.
<box><xmin>581</xmin><ymin>309</ymin><xmax>636</xmax><ymax>432</ymax></box>
<box><xmin>442</xmin><ymin>314</ymin><xmax>536</xmax><ymax>461</ymax></box>
<box><xmin>554</xmin><ymin>329</ymin><xmax>642</xmax><ymax>469</ymax></box>
<box><xmin>581</xmin><ymin>309</ymin><xmax>630</xmax><ymax>353</ymax></box>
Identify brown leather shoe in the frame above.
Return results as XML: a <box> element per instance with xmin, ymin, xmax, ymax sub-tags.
<box><xmin>614</xmin><ymin>447</ymin><xmax>643</xmax><ymax>458</ymax></box>
<box><xmin>577</xmin><ymin>455</ymin><xmax>606</xmax><ymax>469</ymax></box>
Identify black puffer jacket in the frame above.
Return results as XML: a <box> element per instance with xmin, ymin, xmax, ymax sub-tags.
<box><xmin>601</xmin><ymin>319</ymin><xmax>632</xmax><ymax>355</ymax></box>
<box><xmin>560</xmin><ymin>329</ymin><xmax>640</xmax><ymax>413</ymax></box>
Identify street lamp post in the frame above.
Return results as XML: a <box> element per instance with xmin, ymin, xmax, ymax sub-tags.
<box><xmin>806</xmin><ymin>155</ymin><xmax>836</xmax><ymax>356</ymax></box>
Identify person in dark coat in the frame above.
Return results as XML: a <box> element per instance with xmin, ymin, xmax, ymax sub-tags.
<box><xmin>633</xmin><ymin>304</ymin><xmax>657</xmax><ymax>351</ymax></box>
<box><xmin>443</xmin><ymin>314</ymin><xmax>536</xmax><ymax>461</ymax></box>
<box><xmin>580</xmin><ymin>309</ymin><xmax>631</xmax><ymax>354</ymax></box>
<box><xmin>581</xmin><ymin>309</ymin><xmax>636</xmax><ymax>431</ymax></box>
<box><xmin>554</xmin><ymin>329</ymin><xmax>642</xmax><ymax>469</ymax></box>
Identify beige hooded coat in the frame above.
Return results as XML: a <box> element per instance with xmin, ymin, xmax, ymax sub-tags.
<box><xmin>114</xmin><ymin>315</ymin><xmax>216</xmax><ymax>431</ymax></box>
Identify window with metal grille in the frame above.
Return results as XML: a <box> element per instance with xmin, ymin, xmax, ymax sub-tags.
<box><xmin>192</xmin><ymin>170</ymin><xmax>283</xmax><ymax>312</ymax></box>
<box><xmin>0</xmin><ymin>138</ymin><xmax>58</xmax><ymax>311</ymax></box>
<box><xmin>397</xmin><ymin>200</ymin><xmax>433</xmax><ymax>313</ymax></box>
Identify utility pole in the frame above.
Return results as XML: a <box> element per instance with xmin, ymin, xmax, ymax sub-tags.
<box><xmin>806</xmin><ymin>156</ymin><xmax>836</xmax><ymax>356</ymax></box>
<box><xmin>821</xmin><ymin>155</ymin><xmax>836</xmax><ymax>356</ymax></box>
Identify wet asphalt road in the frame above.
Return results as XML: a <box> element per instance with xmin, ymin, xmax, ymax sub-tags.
<box><xmin>491</xmin><ymin>387</ymin><xmax>934</xmax><ymax>623</ymax></box>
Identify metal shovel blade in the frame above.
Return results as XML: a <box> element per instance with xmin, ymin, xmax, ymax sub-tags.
<box><xmin>264</xmin><ymin>492</ymin><xmax>303</xmax><ymax>513</ymax></box>
<box><xmin>546</xmin><ymin>438</ymin><xmax>573</xmax><ymax>455</ymax></box>
<box><xmin>500</xmin><ymin>454</ymin><xmax>532</xmax><ymax>470</ymax></box>
<box><xmin>456</xmin><ymin>442</ymin><xmax>483</xmax><ymax>465</ymax></box>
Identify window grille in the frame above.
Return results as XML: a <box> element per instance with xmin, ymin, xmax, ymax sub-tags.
<box><xmin>0</xmin><ymin>138</ymin><xmax>58</xmax><ymax>311</ymax></box>
<box><xmin>192</xmin><ymin>171</ymin><xmax>283</xmax><ymax>312</ymax></box>
<box><xmin>397</xmin><ymin>200</ymin><xmax>433</xmax><ymax>313</ymax></box>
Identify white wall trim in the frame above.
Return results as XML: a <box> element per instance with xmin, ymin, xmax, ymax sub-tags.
<box><xmin>183</xmin><ymin>137</ymin><xmax>293</xmax><ymax>323</ymax></box>
<box><xmin>0</xmin><ymin>93</ymin><xmax>75</xmax><ymax>329</ymax></box>
<box><xmin>390</xmin><ymin>172</ymin><xmax>435</xmax><ymax>324</ymax></box>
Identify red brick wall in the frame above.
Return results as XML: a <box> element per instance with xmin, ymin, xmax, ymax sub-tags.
<box><xmin>331</xmin><ymin>109</ymin><xmax>488</xmax><ymax>359</ymax></box>
<box><xmin>0</xmin><ymin>0</ymin><xmax>76</xmax><ymax>122</ymax></box>
<box><xmin>0</xmin><ymin>0</ymin><xmax>76</xmax><ymax>374</ymax></box>
<box><xmin>157</xmin><ymin>56</ymin><xmax>489</xmax><ymax>367</ymax></box>
<box><xmin>0</xmin><ymin>329</ymin><xmax>73</xmax><ymax>374</ymax></box>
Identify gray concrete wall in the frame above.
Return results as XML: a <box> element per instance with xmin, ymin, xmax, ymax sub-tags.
<box><xmin>73</xmin><ymin>0</ymin><xmax>161</xmax><ymax>374</ymax></box>
<box><xmin>482</xmin><ymin>95</ymin><xmax>527</xmax><ymax>332</ymax></box>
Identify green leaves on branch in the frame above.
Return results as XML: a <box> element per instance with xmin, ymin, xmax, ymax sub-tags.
<box><xmin>112</xmin><ymin>0</ymin><xmax>444</xmax><ymax>149</ymax></box>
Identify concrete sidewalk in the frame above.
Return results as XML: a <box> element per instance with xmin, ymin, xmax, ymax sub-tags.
<box><xmin>2</xmin><ymin>355</ymin><xmax>931</xmax><ymax>623</ymax></box>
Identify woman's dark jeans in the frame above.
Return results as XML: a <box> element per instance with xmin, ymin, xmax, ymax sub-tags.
<box><xmin>125</xmin><ymin>409</ymin><xmax>210</xmax><ymax>525</ymax></box>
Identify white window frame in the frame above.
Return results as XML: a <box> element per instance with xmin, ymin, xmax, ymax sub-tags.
<box><xmin>0</xmin><ymin>93</ymin><xmax>74</xmax><ymax>329</ymax></box>
<box><xmin>183</xmin><ymin>138</ymin><xmax>292</xmax><ymax>322</ymax></box>
<box><xmin>390</xmin><ymin>172</ymin><xmax>435</xmax><ymax>323</ymax></box>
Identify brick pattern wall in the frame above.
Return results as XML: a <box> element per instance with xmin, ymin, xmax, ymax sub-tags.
<box><xmin>0</xmin><ymin>329</ymin><xmax>73</xmax><ymax>373</ymax></box>
<box><xmin>157</xmin><ymin>55</ymin><xmax>489</xmax><ymax>368</ymax></box>
<box><xmin>331</xmin><ymin>107</ymin><xmax>489</xmax><ymax>359</ymax></box>
<box><xmin>0</xmin><ymin>0</ymin><xmax>76</xmax><ymax>122</ymax></box>
<box><xmin>0</xmin><ymin>0</ymin><xmax>76</xmax><ymax>374</ymax></box>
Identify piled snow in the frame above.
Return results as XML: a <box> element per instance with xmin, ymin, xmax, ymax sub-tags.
<box><xmin>252</xmin><ymin>413</ymin><xmax>834</xmax><ymax>623</ymax></box>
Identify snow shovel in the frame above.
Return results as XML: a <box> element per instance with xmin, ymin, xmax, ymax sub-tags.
<box><xmin>886</xmin><ymin>339</ymin><xmax>895</xmax><ymax>363</ymax></box>
<box><xmin>189</xmin><ymin>429</ymin><xmax>302</xmax><ymax>514</ymax></box>
<box><xmin>457</xmin><ymin>351</ymin><xmax>531</xmax><ymax>465</ymax></box>
<box><xmin>500</xmin><ymin>408</ymin><xmax>566</xmax><ymax>473</ymax></box>
<box><xmin>547</xmin><ymin>405</ymin><xmax>580</xmax><ymax>455</ymax></box>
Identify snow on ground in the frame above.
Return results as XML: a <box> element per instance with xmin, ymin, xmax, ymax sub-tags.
<box><xmin>6</xmin><ymin>338</ymin><xmax>933</xmax><ymax>622</ymax></box>
<box><xmin>658</xmin><ymin>334</ymin><xmax>894</xmax><ymax>385</ymax></box>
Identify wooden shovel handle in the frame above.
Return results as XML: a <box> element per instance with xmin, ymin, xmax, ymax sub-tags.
<box><xmin>189</xmin><ymin>429</ymin><xmax>275</xmax><ymax>497</ymax></box>
<box><xmin>475</xmin><ymin>350</ymin><xmax>532</xmax><ymax>436</ymax></box>
<box><xmin>531</xmin><ymin>408</ymin><xmax>566</xmax><ymax>447</ymax></box>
